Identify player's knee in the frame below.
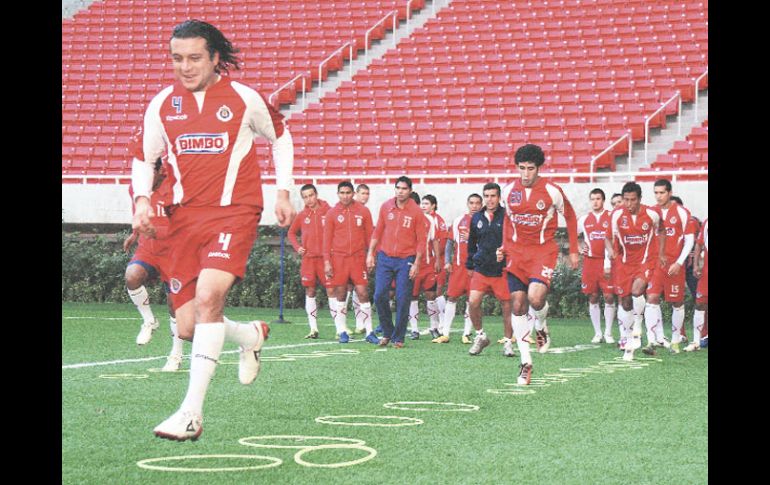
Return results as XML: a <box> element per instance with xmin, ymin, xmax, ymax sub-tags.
<box><xmin>695</xmin><ymin>302</ymin><xmax>707</xmax><ymax>311</ymax></box>
<box><xmin>645</xmin><ymin>294</ymin><xmax>660</xmax><ymax>304</ymax></box>
<box><xmin>512</xmin><ymin>300</ymin><xmax>527</xmax><ymax>315</ymax></box>
<box><xmin>194</xmin><ymin>288</ymin><xmax>226</xmax><ymax>320</ymax></box>
<box><xmin>124</xmin><ymin>266</ymin><xmax>145</xmax><ymax>290</ymax></box>
<box><xmin>529</xmin><ymin>296</ymin><xmax>546</xmax><ymax>311</ymax></box>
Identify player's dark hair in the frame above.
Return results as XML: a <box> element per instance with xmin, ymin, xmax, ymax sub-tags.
<box><xmin>482</xmin><ymin>182</ymin><xmax>501</xmax><ymax>197</ymax></box>
<box><xmin>468</xmin><ymin>193</ymin><xmax>482</xmax><ymax>203</ymax></box>
<box><xmin>422</xmin><ymin>194</ymin><xmax>437</xmax><ymax>209</ymax></box>
<box><xmin>654</xmin><ymin>178</ymin><xmax>672</xmax><ymax>192</ymax></box>
<box><xmin>589</xmin><ymin>188</ymin><xmax>606</xmax><ymax>200</ymax></box>
<box><xmin>621</xmin><ymin>182</ymin><xmax>642</xmax><ymax>198</ymax></box>
<box><xmin>611</xmin><ymin>193</ymin><xmax>622</xmax><ymax>200</ymax></box>
<box><xmin>338</xmin><ymin>181</ymin><xmax>354</xmax><ymax>192</ymax></box>
<box><xmin>171</xmin><ymin>19</ymin><xmax>241</xmax><ymax>74</ymax></box>
<box><xmin>300</xmin><ymin>184</ymin><xmax>317</xmax><ymax>194</ymax></box>
<box><xmin>671</xmin><ymin>196</ymin><xmax>684</xmax><ymax>206</ymax></box>
<box><xmin>396</xmin><ymin>175</ymin><xmax>413</xmax><ymax>189</ymax></box>
<box><xmin>356</xmin><ymin>183</ymin><xmax>370</xmax><ymax>192</ymax></box>
<box><xmin>410</xmin><ymin>192</ymin><xmax>421</xmax><ymax>204</ymax></box>
<box><xmin>514</xmin><ymin>143</ymin><xmax>545</xmax><ymax>167</ymax></box>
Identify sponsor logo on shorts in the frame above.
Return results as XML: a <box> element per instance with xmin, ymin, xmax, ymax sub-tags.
<box><xmin>512</xmin><ymin>213</ymin><xmax>544</xmax><ymax>227</ymax></box>
<box><xmin>170</xmin><ymin>278</ymin><xmax>182</xmax><ymax>294</ymax></box>
<box><xmin>216</xmin><ymin>105</ymin><xmax>233</xmax><ymax>122</ymax></box>
<box><xmin>176</xmin><ymin>133</ymin><xmax>229</xmax><ymax>154</ymax></box>
<box><xmin>207</xmin><ymin>251</ymin><xmax>231</xmax><ymax>259</ymax></box>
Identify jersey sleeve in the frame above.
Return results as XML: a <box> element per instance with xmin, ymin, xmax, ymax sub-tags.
<box><xmin>553</xmin><ymin>184</ymin><xmax>579</xmax><ymax>250</ymax></box>
<box><xmin>363</xmin><ymin>207</ymin><xmax>374</xmax><ymax>247</ymax></box>
<box><xmin>287</xmin><ymin>212</ymin><xmax>303</xmax><ymax>252</ymax></box>
<box><xmin>322</xmin><ymin>209</ymin><xmax>333</xmax><ymax>261</ymax></box>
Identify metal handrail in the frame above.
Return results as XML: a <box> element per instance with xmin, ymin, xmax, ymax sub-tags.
<box><xmin>693</xmin><ymin>69</ymin><xmax>708</xmax><ymax>123</ymax></box>
<box><xmin>589</xmin><ymin>131</ymin><xmax>630</xmax><ymax>183</ymax></box>
<box><xmin>268</xmin><ymin>73</ymin><xmax>306</xmax><ymax>109</ymax></box>
<box><xmin>406</xmin><ymin>0</ymin><xmax>413</xmax><ymax>30</ymax></box>
<box><xmin>365</xmin><ymin>10</ymin><xmax>398</xmax><ymax>64</ymax></box>
<box><xmin>319</xmin><ymin>42</ymin><xmax>353</xmax><ymax>89</ymax></box>
<box><xmin>644</xmin><ymin>91</ymin><xmax>681</xmax><ymax>165</ymax></box>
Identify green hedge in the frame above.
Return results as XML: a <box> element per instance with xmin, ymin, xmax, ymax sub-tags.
<box><xmin>61</xmin><ymin>230</ymin><xmax>695</xmax><ymax>320</ymax></box>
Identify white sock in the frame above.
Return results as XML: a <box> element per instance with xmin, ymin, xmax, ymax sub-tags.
<box><xmin>305</xmin><ymin>296</ymin><xmax>318</xmax><ymax>332</ymax></box>
<box><xmin>358</xmin><ymin>302</ymin><xmax>373</xmax><ymax>334</ymax></box>
<box><xmin>653</xmin><ymin>304</ymin><xmax>666</xmax><ymax>343</ymax></box>
<box><xmin>671</xmin><ymin>306</ymin><xmax>685</xmax><ymax>343</ymax></box>
<box><xmin>427</xmin><ymin>299</ymin><xmax>440</xmax><ymax>330</ymax></box>
<box><xmin>632</xmin><ymin>295</ymin><xmax>646</xmax><ymax>336</ymax></box>
<box><xmin>463</xmin><ymin>307</ymin><xmax>473</xmax><ymax>335</ymax></box>
<box><xmin>329</xmin><ymin>298</ymin><xmax>338</xmax><ymax>328</ymax></box>
<box><xmin>443</xmin><ymin>301</ymin><xmax>457</xmax><ymax>336</ymax></box>
<box><xmin>180</xmin><ymin>322</ymin><xmax>225</xmax><ymax>416</ymax></box>
<box><xmin>409</xmin><ymin>300</ymin><xmax>419</xmax><ymax>332</ymax></box>
<box><xmin>534</xmin><ymin>301</ymin><xmax>549</xmax><ymax>331</ymax></box>
<box><xmin>693</xmin><ymin>310</ymin><xmax>705</xmax><ymax>343</ymax></box>
<box><xmin>435</xmin><ymin>295</ymin><xmax>446</xmax><ymax>322</ymax></box>
<box><xmin>334</xmin><ymin>299</ymin><xmax>348</xmax><ymax>334</ymax></box>
<box><xmin>351</xmin><ymin>290</ymin><xmax>360</xmax><ymax>310</ymax></box>
<box><xmin>589</xmin><ymin>302</ymin><xmax>601</xmax><ymax>335</ymax></box>
<box><xmin>604</xmin><ymin>303</ymin><xmax>616</xmax><ymax>337</ymax></box>
<box><xmin>512</xmin><ymin>314</ymin><xmax>532</xmax><ymax>365</ymax></box>
<box><xmin>223</xmin><ymin>316</ymin><xmax>258</xmax><ymax>349</ymax></box>
<box><xmin>476</xmin><ymin>328</ymin><xmax>485</xmax><ymax>337</ymax></box>
<box><xmin>528</xmin><ymin>306</ymin><xmax>538</xmax><ymax>333</ymax></box>
<box><xmin>169</xmin><ymin>316</ymin><xmax>184</xmax><ymax>358</ymax></box>
<box><xmin>128</xmin><ymin>286</ymin><xmax>155</xmax><ymax>323</ymax></box>
<box><xmin>619</xmin><ymin>306</ymin><xmax>634</xmax><ymax>340</ymax></box>
<box><xmin>344</xmin><ymin>290</ymin><xmax>352</xmax><ymax>310</ymax></box>
<box><xmin>644</xmin><ymin>303</ymin><xmax>661</xmax><ymax>344</ymax></box>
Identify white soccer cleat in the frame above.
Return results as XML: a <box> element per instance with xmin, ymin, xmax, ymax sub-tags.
<box><xmin>239</xmin><ymin>321</ymin><xmax>269</xmax><ymax>385</ymax></box>
<box><xmin>591</xmin><ymin>334</ymin><xmax>603</xmax><ymax>344</ymax></box>
<box><xmin>153</xmin><ymin>409</ymin><xmax>203</xmax><ymax>441</ymax></box>
<box><xmin>161</xmin><ymin>355</ymin><xmax>182</xmax><ymax>372</ymax></box>
<box><xmin>630</xmin><ymin>335</ymin><xmax>642</xmax><ymax>350</ymax></box>
<box><xmin>683</xmin><ymin>343</ymin><xmax>700</xmax><ymax>352</ymax></box>
<box><xmin>536</xmin><ymin>328</ymin><xmax>551</xmax><ymax>353</ymax></box>
<box><xmin>502</xmin><ymin>339</ymin><xmax>515</xmax><ymax>357</ymax></box>
<box><xmin>603</xmin><ymin>334</ymin><xmax>615</xmax><ymax>344</ymax></box>
<box><xmin>136</xmin><ymin>319</ymin><xmax>160</xmax><ymax>345</ymax></box>
<box><xmin>622</xmin><ymin>348</ymin><xmax>635</xmax><ymax>361</ymax></box>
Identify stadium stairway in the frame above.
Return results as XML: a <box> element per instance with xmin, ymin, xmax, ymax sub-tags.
<box><xmin>62</xmin><ymin>0</ymin><xmax>96</xmax><ymax>19</ymax></box>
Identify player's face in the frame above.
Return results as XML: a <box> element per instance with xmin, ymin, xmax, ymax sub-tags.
<box><xmin>483</xmin><ymin>189</ymin><xmax>500</xmax><ymax>211</ymax></box>
<box><xmin>395</xmin><ymin>182</ymin><xmax>412</xmax><ymax>203</ymax></box>
<box><xmin>420</xmin><ymin>199</ymin><xmax>435</xmax><ymax>214</ymax></box>
<box><xmin>170</xmin><ymin>37</ymin><xmax>220</xmax><ymax>92</ymax></box>
<box><xmin>589</xmin><ymin>193</ymin><xmax>605</xmax><ymax>211</ymax></box>
<box><xmin>517</xmin><ymin>161</ymin><xmax>540</xmax><ymax>187</ymax></box>
<box><xmin>653</xmin><ymin>186</ymin><xmax>671</xmax><ymax>207</ymax></box>
<box><xmin>338</xmin><ymin>186</ymin><xmax>354</xmax><ymax>206</ymax></box>
<box><xmin>623</xmin><ymin>192</ymin><xmax>641</xmax><ymax>214</ymax></box>
<box><xmin>611</xmin><ymin>196</ymin><xmax>623</xmax><ymax>209</ymax></box>
<box><xmin>301</xmin><ymin>188</ymin><xmax>318</xmax><ymax>209</ymax></box>
<box><xmin>355</xmin><ymin>188</ymin><xmax>370</xmax><ymax>205</ymax></box>
<box><xmin>468</xmin><ymin>196</ymin><xmax>482</xmax><ymax>214</ymax></box>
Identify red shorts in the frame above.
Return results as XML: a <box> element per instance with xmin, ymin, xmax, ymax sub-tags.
<box><xmin>166</xmin><ymin>205</ymin><xmax>261</xmax><ymax>312</ymax></box>
<box><xmin>130</xmin><ymin>234</ymin><xmax>171</xmax><ymax>283</ymax></box>
<box><xmin>435</xmin><ymin>267</ymin><xmax>448</xmax><ymax>292</ymax></box>
<box><xmin>613</xmin><ymin>260</ymin><xmax>655</xmax><ymax>297</ymax></box>
<box><xmin>581</xmin><ymin>257</ymin><xmax>614</xmax><ymax>295</ymax></box>
<box><xmin>470</xmin><ymin>272</ymin><xmax>510</xmax><ymax>301</ymax></box>
<box><xmin>504</xmin><ymin>245</ymin><xmax>558</xmax><ymax>288</ymax></box>
<box><xmin>647</xmin><ymin>264</ymin><xmax>686</xmax><ymax>303</ymax></box>
<box><xmin>696</xmin><ymin>267</ymin><xmax>708</xmax><ymax>305</ymax></box>
<box><xmin>446</xmin><ymin>266</ymin><xmax>472</xmax><ymax>299</ymax></box>
<box><xmin>412</xmin><ymin>266</ymin><xmax>437</xmax><ymax>297</ymax></box>
<box><xmin>301</xmin><ymin>256</ymin><xmax>331</xmax><ymax>288</ymax></box>
<box><xmin>328</xmin><ymin>253</ymin><xmax>368</xmax><ymax>287</ymax></box>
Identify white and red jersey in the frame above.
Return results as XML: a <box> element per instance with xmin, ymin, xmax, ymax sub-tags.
<box><xmin>500</xmin><ymin>177</ymin><xmax>579</xmax><ymax>251</ymax></box>
<box><xmin>697</xmin><ymin>217</ymin><xmax>708</xmax><ymax>272</ymax></box>
<box><xmin>433</xmin><ymin>212</ymin><xmax>449</xmax><ymax>262</ymax></box>
<box><xmin>658</xmin><ymin>202</ymin><xmax>697</xmax><ymax>263</ymax></box>
<box><xmin>611</xmin><ymin>205</ymin><xmax>661</xmax><ymax>265</ymax></box>
<box><xmin>577</xmin><ymin>210</ymin><xmax>612</xmax><ymax>259</ymax></box>
<box><xmin>323</xmin><ymin>200</ymin><xmax>373</xmax><ymax>258</ymax></box>
<box><xmin>288</xmin><ymin>199</ymin><xmax>331</xmax><ymax>257</ymax></box>
<box><xmin>140</xmin><ymin>77</ymin><xmax>292</xmax><ymax>208</ymax></box>
<box><xmin>448</xmin><ymin>213</ymin><xmax>473</xmax><ymax>268</ymax></box>
<box><xmin>421</xmin><ymin>213</ymin><xmax>438</xmax><ymax>266</ymax></box>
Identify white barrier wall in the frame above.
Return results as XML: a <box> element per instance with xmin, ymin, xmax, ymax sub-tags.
<box><xmin>62</xmin><ymin>180</ymin><xmax>708</xmax><ymax>226</ymax></box>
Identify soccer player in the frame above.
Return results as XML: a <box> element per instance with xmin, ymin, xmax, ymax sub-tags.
<box><xmin>499</xmin><ymin>144</ymin><xmax>579</xmax><ymax>385</ymax></box>
<box><xmin>577</xmin><ymin>188</ymin><xmax>617</xmax><ymax>344</ymax></box>
<box><xmin>407</xmin><ymin>195</ymin><xmax>442</xmax><ymax>340</ymax></box>
<box><xmin>606</xmin><ymin>182</ymin><xmax>663</xmax><ymax>361</ymax></box>
<box><xmin>433</xmin><ymin>193</ymin><xmax>483</xmax><ymax>344</ymax></box>
<box><xmin>344</xmin><ymin>183</ymin><xmax>372</xmax><ymax>334</ymax></box>
<box><xmin>466</xmin><ymin>183</ymin><xmax>514</xmax><ymax>358</ymax></box>
<box><xmin>643</xmin><ymin>179</ymin><xmax>696</xmax><ymax>355</ymax></box>
<box><xmin>685</xmin><ymin>217</ymin><xmax>708</xmax><ymax>351</ymax></box>
<box><xmin>610</xmin><ymin>193</ymin><xmax>623</xmax><ymax>210</ymax></box>
<box><xmin>367</xmin><ymin>176</ymin><xmax>428</xmax><ymax>348</ymax></box>
<box><xmin>288</xmin><ymin>184</ymin><xmax>335</xmax><ymax>340</ymax></box>
<box><xmin>132</xmin><ymin>20</ymin><xmax>296</xmax><ymax>441</ymax></box>
<box><xmin>323</xmin><ymin>181</ymin><xmax>378</xmax><ymax>344</ymax></box>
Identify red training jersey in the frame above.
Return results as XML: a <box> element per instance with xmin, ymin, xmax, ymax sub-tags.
<box><xmin>288</xmin><ymin>199</ymin><xmax>331</xmax><ymax>257</ymax></box>
<box><xmin>448</xmin><ymin>213</ymin><xmax>473</xmax><ymax>268</ymax></box>
<box><xmin>697</xmin><ymin>217</ymin><xmax>708</xmax><ymax>273</ymax></box>
<box><xmin>610</xmin><ymin>205</ymin><xmax>661</xmax><ymax>265</ymax></box>
<box><xmin>658</xmin><ymin>202</ymin><xmax>697</xmax><ymax>262</ymax></box>
<box><xmin>577</xmin><ymin>210</ymin><xmax>612</xmax><ymax>259</ymax></box>
<box><xmin>372</xmin><ymin>197</ymin><xmax>429</xmax><ymax>259</ymax></box>
<box><xmin>323</xmin><ymin>200</ymin><xmax>373</xmax><ymax>258</ymax></box>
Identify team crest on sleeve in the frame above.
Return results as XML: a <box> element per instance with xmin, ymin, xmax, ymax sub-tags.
<box><xmin>508</xmin><ymin>190</ymin><xmax>522</xmax><ymax>205</ymax></box>
<box><xmin>216</xmin><ymin>105</ymin><xmax>233</xmax><ymax>122</ymax></box>
<box><xmin>170</xmin><ymin>278</ymin><xmax>182</xmax><ymax>294</ymax></box>
<box><xmin>536</xmin><ymin>200</ymin><xmax>546</xmax><ymax>210</ymax></box>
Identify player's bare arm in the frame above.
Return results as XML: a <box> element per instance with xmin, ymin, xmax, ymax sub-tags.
<box><xmin>410</xmin><ymin>252</ymin><xmax>422</xmax><ymax>279</ymax></box>
<box><xmin>366</xmin><ymin>238</ymin><xmax>378</xmax><ymax>272</ymax></box>
<box><xmin>131</xmin><ymin>196</ymin><xmax>156</xmax><ymax>238</ymax></box>
<box><xmin>123</xmin><ymin>230</ymin><xmax>139</xmax><ymax>253</ymax></box>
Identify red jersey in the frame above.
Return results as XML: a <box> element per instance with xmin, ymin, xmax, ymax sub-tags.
<box><xmin>577</xmin><ymin>210</ymin><xmax>612</xmax><ymax>259</ymax></box>
<box><xmin>448</xmin><ymin>213</ymin><xmax>473</xmax><ymax>268</ymax></box>
<box><xmin>372</xmin><ymin>197</ymin><xmax>429</xmax><ymax>259</ymax></box>
<box><xmin>142</xmin><ymin>77</ymin><xmax>289</xmax><ymax>208</ymax></box>
<box><xmin>421</xmin><ymin>213</ymin><xmax>439</xmax><ymax>266</ymax></box>
<box><xmin>500</xmin><ymin>177</ymin><xmax>579</xmax><ymax>251</ymax></box>
<box><xmin>288</xmin><ymin>199</ymin><xmax>331</xmax><ymax>258</ymax></box>
<box><xmin>323</xmin><ymin>200</ymin><xmax>373</xmax><ymax>258</ymax></box>
<box><xmin>611</xmin><ymin>205</ymin><xmax>661</xmax><ymax>265</ymax></box>
<box><xmin>658</xmin><ymin>202</ymin><xmax>697</xmax><ymax>263</ymax></box>
<box><xmin>697</xmin><ymin>217</ymin><xmax>708</xmax><ymax>272</ymax></box>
